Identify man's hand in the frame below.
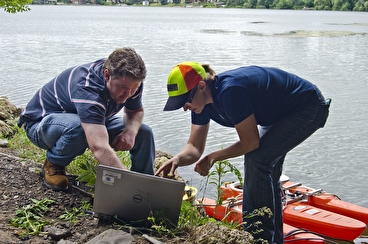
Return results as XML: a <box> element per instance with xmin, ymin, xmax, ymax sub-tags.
<box><xmin>111</xmin><ymin>129</ymin><xmax>136</xmax><ymax>151</ymax></box>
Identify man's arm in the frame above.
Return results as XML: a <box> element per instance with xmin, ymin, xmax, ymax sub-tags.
<box><xmin>82</xmin><ymin>122</ymin><xmax>127</xmax><ymax>169</ymax></box>
<box><xmin>82</xmin><ymin>107</ymin><xmax>144</xmax><ymax>168</ymax></box>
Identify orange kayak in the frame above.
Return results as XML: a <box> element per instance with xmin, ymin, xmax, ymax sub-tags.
<box><xmin>219</xmin><ymin>181</ymin><xmax>367</xmax><ymax>241</ymax></box>
<box><xmin>201</xmin><ymin>197</ymin><xmax>326</xmax><ymax>243</ymax></box>
<box><xmin>283</xmin><ymin>181</ymin><xmax>368</xmax><ymax>226</ymax></box>
<box><xmin>222</xmin><ymin>180</ymin><xmax>368</xmax><ymax>226</ymax></box>
<box><xmin>283</xmin><ymin>200</ymin><xmax>366</xmax><ymax>241</ymax></box>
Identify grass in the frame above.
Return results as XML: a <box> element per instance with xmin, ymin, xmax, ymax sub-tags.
<box><xmin>5</xmin><ymin>120</ymin><xmax>131</xmax><ymax>186</ymax></box>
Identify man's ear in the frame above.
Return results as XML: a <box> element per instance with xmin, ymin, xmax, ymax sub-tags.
<box><xmin>103</xmin><ymin>69</ymin><xmax>110</xmax><ymax>81</ymax></box>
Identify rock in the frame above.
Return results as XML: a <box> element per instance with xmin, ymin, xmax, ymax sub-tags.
<box><xmin>84</xmin><ymin>229</ymin><xmax>135</xmax><ymax>244</ymax></box>
<box><xmin>192</xmin><ymin>222</ymin><xmax>253</xmax><ymax>244</ymax></box>
<box><xmin>0</xmin><ymin>138</ymin><xmax>8</xmax><ymax>147</ymax></box>
<box><xmin>0</xmin><ymin>120</ymin><xmax>14</xmax><ymax>138</ymax></box>
<box><xmin>0</xmin><ymin>96</ymin><xmax>21</xmax><ymax>119</ymax></box>
<box><xmin>44</xmin><ymin>226</ymin><xmax>72</xmax><ymax>241</ymax></box>
<box><xmin>0</xmin><ymin>96</ymin><xmax>22</xmax><ymax>137</ymax></box>
<box><xmin>57</xmin><ymin>240</ymin><xmax>76</xmax><ymax>244</ymax></box>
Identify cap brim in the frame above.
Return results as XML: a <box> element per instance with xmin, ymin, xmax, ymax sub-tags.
<box><xmin>163</xmin><ymin>92</ymin><xmax>190</xmax><ymax>111</ymax></box>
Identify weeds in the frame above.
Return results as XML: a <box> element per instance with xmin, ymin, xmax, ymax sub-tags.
<box><xmin>145</xmin><ymin>200</ymin><xmax>219</xmax><ymax>239</ymax></box>
<box><xmin>67</xmin><ymin>150</ymin><xmax>131</xmax><ymax>186</ymax></box>
<box><xmin>10</xmin><ymin>199</ymin><xmax>93</xmax><ymax>235</ymax></box>
<box><xmin>178</xmin><ymin>200</ymin><xmax>216</xmax><ymax>228</ymax></box>
<box><xmin>207</xmin><ymin>159</ymin><xmax>243</xmax><ymax>204</ymax></box>
<box><xmin>205</xmin><ymin>159</ymin><xmax>272</xmax><ymax>242</ymax></box>
<box><xmin>59</xmin><ymin>201</ymin><xmax>92</xmax><ymax>223</ymax></box>
<box><xmin>147</xmin><ymin>215</ymin><xmax>174</xmax><ymax>238</ymax></box>
<box><xmin>9</xmin><ymin>198</ymin><xmax>55</xmax><ymax>236</ymax></box>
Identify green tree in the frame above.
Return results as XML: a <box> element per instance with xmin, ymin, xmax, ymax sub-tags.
<box><xmin>353</xmin><ymin>0</ymin><xmax>366</xmax><ymax>10</ymax></box>
<box><xmin>292</xmin><ymin>0</ymin><xmax>306</xmax><ymax>8</ymax></box>
<box><xmin>264</xmin><ymin>0</ymin><xmax>273</xmax><ymax>8</ymax></box>
<box><xmin>314</xmin><ymin>0</ymin><xmax>332</xmax><ymax>9</ymax></box>
<box><xmin>332</xmin><ymin>0</ymin><xmax>344</xmax><ymax>9</ymax></box>
<box><xmin>233</xmin><ymin>0</ymin><xmax>246</xmax><ymax>6</ymax></box>
<box><xmin>275</xmin><ymin>0</ymin><xmax>292</xmax><ymax>8</ymax></box>
<box><xmin>256</xmin><ymin>0</ymin><xmax>264</xmax><ymax>8</ymax></box>
<box><xmin>1</xmin><ymin>0</ymin><xmax>32</xmax><ymax>13</ymax></box>
<box><xmin>243</xmin><ymin>0</ymin><xmax>257</xmax><ymax>8</ymax></box>
<box><xmin>340</xmin><ymin>2</ymin><xmax>351</xmax><ymax>9</ymax></box>
<box><xmin>302</xmin><ymin>0</ymin><xmax>314</xmax><ymax>8</ymax></box>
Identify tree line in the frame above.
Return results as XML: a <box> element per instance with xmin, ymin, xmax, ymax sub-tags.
<box><xmin>1</xmin><ymin>0</ymin><xmax>367</xmax><ymax>13</ymax></box>
<box><xmin>224</xmin><ymin>0</ymin><xmax>368</xmax><ymax>11</ymax></box>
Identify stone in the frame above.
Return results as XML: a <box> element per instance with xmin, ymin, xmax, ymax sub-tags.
<box><xmin>0</xmin><ymin>96</ymin><xmax>22</xmax><ymax>137</ymax></box>
<box><xmin>44</xmin><ymin>226</ymin><xmax>72</xmax><ymax>241</ymax></box>
<box><xmin>84</xmin><ymin>229</ymin><xmax>135</xmax><ymax>244</ymax></box>
<box><xmin>0</xmin><ymin>138</ymin><xmax>8</xmax><ymax>147</ymax></box>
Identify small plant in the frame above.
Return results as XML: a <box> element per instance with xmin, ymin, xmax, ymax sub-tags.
<box><xmin>178</xmin><ymin>200</ymin><xmax>216</xmax><ymax>228</ymax></box>
<box><xmin>9</xmin><ymin>198</ymin><xmax>55</xmax><ymax>236</ymax></box>
<box><xmin>67</xmin><ymin>149</ymin><xmax>132</xmax><ymax>186</ymax></box>
<box><xmin>207</xmin><ymin>159</ymin><xmax>243</xmax><ymax>204</ymax></box>
<box><xmin>147</xmin><ymin>215</ymin><xmax>174</xmax><ymax>237</ymax></box>
<box><xmin>146</xmin><ymin>200</ymin><xmax>219</xmax><ymax>238</ymax></box>
<box><xmin>204</xmin><ymin>157</ymin><xmax>273</xmax><ymax>241</ymax></box>
<box><xmin>116</xmin><ymin>150</ymin><xmax>132</xmax><ymax>169</ymax></box>
<box><xmin>59</xmin><ymin>201</ymin><xmax>92</xmax><ymax>223</ymax></box>
<box><xmin>67</xmin><ymin>151</ymin><xmax>98</xmax><ymax>186</ymax></box>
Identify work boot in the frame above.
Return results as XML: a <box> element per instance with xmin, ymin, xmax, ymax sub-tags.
<box><xmin>42</xmin><ymin>159</ymin><xmax>68</xmax><ymax>191</ymax></box>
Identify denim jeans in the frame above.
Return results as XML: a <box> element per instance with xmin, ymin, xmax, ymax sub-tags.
<box><xmin>25</xmin><ymin>113</ymin><xmax>155</xmax><ymax>175</ymax></box>
<box><xmin>242</xmin><ymin>95</ymin><xmax>330</xmax><ymax>243</ymax></box>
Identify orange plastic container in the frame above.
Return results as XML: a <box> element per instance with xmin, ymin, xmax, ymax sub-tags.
<box><xmin>283</xmin><ymin>181</ymin><xmax>368</xmax><ymax>225</ymax></box>
<box><xmin>218</xmin><ymin>181</ymin><xmax>367</xmax><ymax>241</ymax></box>
<box><xmin>201</xmin><ymin>197</ymin><xmax>325</xmax><ymax>243</ymax></box>
<box><xmin>283</xmin><ymin>201</ymin><xmax>366</xmax><ymax>241</ymax></box>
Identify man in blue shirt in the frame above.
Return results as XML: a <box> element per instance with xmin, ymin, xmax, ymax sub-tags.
<box><xmin>155</xmin><ymin>62</ymin><xmax>330</xmax><ymax>243</ymax></box>
<box><xmin>19</xmin><ymin>47</ymin><xmax>155</xmax><ymax>192</ymax></box>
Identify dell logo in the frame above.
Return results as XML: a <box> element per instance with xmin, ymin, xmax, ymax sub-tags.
<box><xmin>133</xmin><ymin>194</ymin><xmax>143</xmax><ymax>203</ymax></box>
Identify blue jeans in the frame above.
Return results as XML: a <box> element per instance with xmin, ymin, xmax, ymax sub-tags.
<box><xmin>242</xmin><ymin>95</ymin><xmax>330</xmax><ymax>243</ymax></box>
<box><xmin>25</xmin><ymin>113</ymin><xmax>155</xmax><ymax>175</ymax></box>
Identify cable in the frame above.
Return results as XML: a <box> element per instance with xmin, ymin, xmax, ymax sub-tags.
<box><xmin>284</xmin><ymin>228</ymin><xmax>339</xmax><ymax>244</ymax></box>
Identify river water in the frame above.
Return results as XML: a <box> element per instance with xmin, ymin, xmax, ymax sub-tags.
<box><xmin>1</xmin><ymin>5</ymin><xmax>368</xmax><ymax>207</ymax></box>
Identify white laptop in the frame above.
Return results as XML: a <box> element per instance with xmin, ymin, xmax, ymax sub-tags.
<box><xmin>93</xmin><ymin>165</ymin><xmax>185</xmax><ymax>227</ymax></box>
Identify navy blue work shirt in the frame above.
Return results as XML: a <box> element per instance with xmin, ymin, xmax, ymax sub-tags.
<box><xmin>192</xmin><ymin>66</ymin><xmax>320</xmax><ymax>127</ymax></box>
